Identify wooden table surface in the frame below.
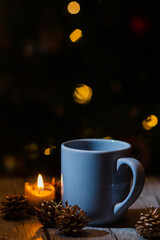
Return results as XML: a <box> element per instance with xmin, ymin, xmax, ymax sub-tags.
<box><xmin>0</xmin><ymin>176</ymin><xmax>160</xmax><ymax>240</ymax></box>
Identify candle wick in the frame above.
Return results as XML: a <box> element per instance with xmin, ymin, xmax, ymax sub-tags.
<box><xmin>38</xmin><ymin>188</ymin><xmax>43</xmax><ymax>194</ymax></box>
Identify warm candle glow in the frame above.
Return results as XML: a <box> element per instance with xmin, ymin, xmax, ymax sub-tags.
<box><xmin>37</xmin><ymin>174</ymin><xmax>44</xmax><ymax>189</ymax></box>
<box><xmin>25</xmin><ymin>174</ymin><xmax>55</xmax><ymax>206</ymax></box>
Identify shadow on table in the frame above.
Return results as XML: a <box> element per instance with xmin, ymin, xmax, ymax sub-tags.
<box><xmin>104</xmin><ymin>208</ymin><xmax>146</xmax><ymax>228</ymax></box>
<box><xmin>32</xmin><ymin>227</ymin><xmax>109</xmax><ymax>240</ymax></box>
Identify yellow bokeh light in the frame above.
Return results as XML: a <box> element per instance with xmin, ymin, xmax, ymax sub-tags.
<box><xmin>103</xmin><ymin>136</ymin><xmax>112</xmax><ymax>139</ymax></box>
<box><xmin>146</xmin><ymin>115</ymin><xmax>158</xmax><ymax>127</ymax></box>
<box><xmin>73</xmin><ymin>84</ymin><xmax>93</xmax><ymax>104</ymax></box>
<box><xmin>44</xmin><ymin>148</ymin><xmax>51</xmax><ymax>156</ymax></box>
<box><xmin>142</xmin><ymin>114</ymin><xmax>158</xmax><ymax>130</ymax></box>
<box><xmin>67</xmin><ymin>1</ymin><xmax>80</xmax><ymax>14</ymax></box>
<box><xmin>142</xmin><ymin>120</ymin><xmax>152</xmax><ymax>130</ymax></box>
<box><xmin>69</xmin><ymin>29</ymin><xmax>82</xmax><ymax>43</ymax></box>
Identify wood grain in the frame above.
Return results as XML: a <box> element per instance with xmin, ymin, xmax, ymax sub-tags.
<box><xmin>0</xmin><ymin>176</ymin><xmax>160</xmax><ymax>240</ymax></box>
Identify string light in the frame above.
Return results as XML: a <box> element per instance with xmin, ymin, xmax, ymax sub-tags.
<box><xmin>44</xmin><ymin>148</ymin><xmax>51</xmax><ymax>156</ymax></box>
<box><xmin>44</xmin><ymin>145</ymin><xmax>56</xmax><ymax>155</ymax></box>
<box><xmin>69</xmin><ymin>29</ymin><xmax>82</xmax><ymax>43</ymax></box>
<box><xmin>142</xmin><ymin>120</ymin><xmax>152</xmax><ymax>131</ymax></box>
<box><xmin>142</xmin><ymin>115</ymin><xmax>158</xmax><ymax>130</ymax></box>
<box><xmin>67</xmin><ymin>1</ymin><xmax>80</xmax><ymax>14</ymax></box>
<box><xmin>146</xmin><ymin>115</ymin><xmax>158</xmax><ymax>127</ymax></box>
<box><xmin>73</xmin><ymin>84</ymin><xmax>93</xmax><ymax>104</ymax></box>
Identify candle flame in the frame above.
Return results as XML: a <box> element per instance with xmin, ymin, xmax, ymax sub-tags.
<box><xmin>37</xmin><ymin>174</ymin><xmax>44</xmax><ymax>189</ymax></box>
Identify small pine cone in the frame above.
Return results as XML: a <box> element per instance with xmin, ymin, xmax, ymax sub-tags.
<box><xmin>1</xmin><ymin>195</ymin><xmax>30</xmax><ymax>219</ymax></box>
<box><xmin>135</xmin><ymin>206</ymin><xmax>160</xmax><ymax>239</ymax></box>
<box><xmin>55</xmin><ymin>201</ymin><xmax>90</xmax><ymax>235</ymax></box>
<box><xmin>35</xmin><ymin>200</ymin><xmax>62</xmax><ymax>228</ymax></box>
<box><xmin>52</xmin><ymin>178</ymin><xmax>61</xmax><ymax>203</ymax></box>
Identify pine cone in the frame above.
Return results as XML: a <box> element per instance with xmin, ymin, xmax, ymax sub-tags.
<box><xmin>135</xmin><ymin>207</ymin><xmax>160</xmax><ymax>239</ymax></box>
<box><xmin>52</xmin><ymin>178</ymin><xmax>61</xmax><ymax>203</ymax></box>
<box><xmin>35</xmin><ymin>200</ymin><xmax>62</xmax><ymax>228</ymax></box>
<box><xmin>55</xmin><ymin>201</ymin><xmax>90</xmax><ymax>235</ymax></box>
<box><xmin>1</xmin><ymin>195</ymin><xmax>30</xmax><ymax>219</ymax></box>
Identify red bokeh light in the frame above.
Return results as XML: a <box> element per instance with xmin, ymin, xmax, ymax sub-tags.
<box><xmin>130</xmin><ymin>16</ymin><xmax>149</xmax><ymax>35</ymax></box>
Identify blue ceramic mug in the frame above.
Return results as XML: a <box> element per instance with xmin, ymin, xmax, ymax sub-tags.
<box><xmin>61</xmin><ymin>139</ymin><xmax>145</xmax><ymax>225</ymax></box>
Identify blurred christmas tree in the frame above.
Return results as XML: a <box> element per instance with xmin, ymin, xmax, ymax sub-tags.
<box><xmin>0</xmin><ymin>0</ymin><xmax>159</xmax><ymax>176</ymax></box>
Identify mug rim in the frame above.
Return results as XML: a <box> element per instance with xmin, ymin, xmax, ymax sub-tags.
<box><xmin>61</xmin><ymin>138</ymin><xmax>131</xmax><ymax>153</ymax></box>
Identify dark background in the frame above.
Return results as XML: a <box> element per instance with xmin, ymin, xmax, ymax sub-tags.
<box><xmin>0</xmin><ymin>0</ymin><xmax>159</xmax><ymax>177</ymax></box>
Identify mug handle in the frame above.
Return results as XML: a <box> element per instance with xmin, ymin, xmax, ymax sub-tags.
<box><xmin>114</xmin><ymin>157</ymin><xmax>145</xmax><ymax>216</ymax></box>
